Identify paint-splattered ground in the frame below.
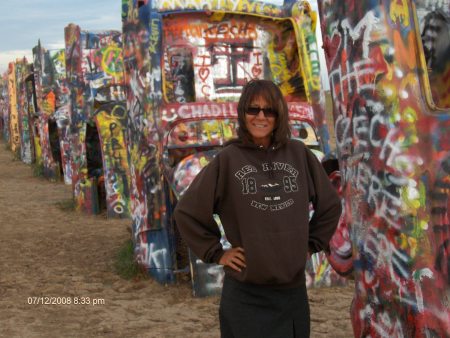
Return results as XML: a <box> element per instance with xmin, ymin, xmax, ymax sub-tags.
<box><xmin>0</xmin><ymin>142</ymin><xmax>354</xmax><ymax>338</ymax></box>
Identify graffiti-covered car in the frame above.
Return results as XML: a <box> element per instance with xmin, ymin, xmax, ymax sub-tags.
<box><xmin>65</xmin><ymin>24</ymin><xmax>131</xmax><ymax>218</ymax></box>
<box><xmin>122</xmin><ymin>0</ymin><xmax>346</xmax><ymax>296</ymax></box>
<box><xmin>317</xmin><ymin>0</ymin><xmax>450</xmax><ymax>336</ymax></box>
<box><xmin>164</xmin><ymin>112</ymin><xmax>347</xmax><ymax>296</ymax></box>
<box><xmin>32</xmin><ymin>44</ymin><xmax>71</xmax><ymax>182</ymax></box>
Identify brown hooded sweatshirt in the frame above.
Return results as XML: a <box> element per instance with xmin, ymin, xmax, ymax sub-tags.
<box><xmin>174</xmin><ymin>139</ymin><xmax>342</xmax><ymax>288</ymax></box>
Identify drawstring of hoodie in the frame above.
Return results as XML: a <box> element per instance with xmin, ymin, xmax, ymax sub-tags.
<box><xmin>262</xmin><ymin>144</ymin><xmax>276</xmax><ymax>179</ymax></box>
<box><xmin>234</xmin><ymin>139</ymin><xmax>278</xmax><ymax>179</ymax></box>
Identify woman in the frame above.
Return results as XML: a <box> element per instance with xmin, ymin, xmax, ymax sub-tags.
<box><xmin>174</xmin><ymin>79</ymin><xmax>341</xmax><ymax>337</ymax></box>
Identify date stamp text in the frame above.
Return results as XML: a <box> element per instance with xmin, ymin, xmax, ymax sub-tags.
<box><xmin>27</xmin><ymin>296</ymin><xmax>105</xmax><ymax>306</ymax></box>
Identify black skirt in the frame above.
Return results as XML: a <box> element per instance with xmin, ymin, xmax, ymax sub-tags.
<box><xmin>219</xmin><ymin>276</ymin><xmax>310</xmax><ymax>338</ymax></box>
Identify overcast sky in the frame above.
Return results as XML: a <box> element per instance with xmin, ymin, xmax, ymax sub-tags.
<box><xmin>0</xmin><ymin>0</ymin><xmax>328</xmax><ymax>89</ymax></box>
<box><xmin>0</xmin><ymin>0</ymin><xmax>122</xmax><ymax>73</ymax></box>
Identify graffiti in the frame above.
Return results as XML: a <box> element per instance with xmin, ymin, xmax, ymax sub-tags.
<box><xmin>165</xmin><ymin>20</ymin><xmax>258</xmax><ymax>40</ymax></box>
<box><xmin>136</xmin><ymin>227</ymin><xmax>175</xmax><ymax>283</ymax></box>
<box><xmin>166</xmin><ymin>47</ymin><xmax>196</xmax><ymax>103</ymax></box>
<box><xmin>83</xmin><ymin>41</ymin><xmax>125</xmax><ymax>102</ymax></box>
<box><xmin>101</xmin><ymin>46</ymin><xmax>124</xmax><ymax>79</ymax></box>
<box><xmin>155</xmin><ymin>0</ymin><xmax>283</xmax><ymax>16</ymax></box>
<box><xmin>148</xmin><ymin>66</ymin><xmax>163</xmax><ymax>101</ymax></box>
<box><xmin>162</xmin><ymin>102</ymin><xmax>237</xmax><ymax>122</ymax></box>
<box><xmin>24</xmin><ymin>71</ymin><xmax>41</xmax><ymax>165</ymax></box>
<box><xmin>13</xmin><ymin>60</ymin><xmax>33</xmax><ymax>164</ymax></box>
<box><xmin>305</xmin><ymin>251</ymin><xmax>348</xmax><ymax>287</ymax></box>
<box><xmin>149</xmin><ymin>18</ymin><xmax>160</xmax><ymax>54</ymax></box>
<box><xmin>318</xmin><ymin>0</ymin><xmax>450</xmax><ymax>336</ymax></box>
<box><xmin>59</xmin><ymin>134</ymin><xmax>72</xmax><ymax>184</ymax></box>
<box><xmin>145</xmin><ymin>243</ymin><xmax>168</xmax><ymax>270</ymax></box>
<box><xmin>288</xmin><ymin>102</ymin><xmax>315</xmax><ymax>120</ymax></box>
<box><xmin>191</xmin><ymin>258</ymin><xmax>225</xmax><ymax>296</ymax></box>
<box><xmin>123</xmin><ymin>1</ymin><xmax>336</xmax><ymax>295</ymax></box>
<box><xmin>213</xmin><ymin>43</ymin><xmax>257</xmax><ymax>90</ymax></box>
<box><xmin>64</xmin><ymin>24</ymin><xmax>131</xmax><ymax>217</ymax></box>
<box><xmin>95</xmin><ymin>102</ymin><xmax>131</xmax><ymax>218</ymax></box>
<box><xmin>194</xmin><ymin>52</ymin><xmax>212</xmax><ymax>98</ymax></box>
<box><xmin>294</xmin><ymin>6</ymin><xmax>332</xmax><ymax>155</ymax></box>
<box><xmin>301</xmin><ymin>22</ymin><xmax>321</xmax><ymax>91</ymax></box>
<box><xmin>0</xmin><ymin>75</ymin><xmax>10</xmax><ymax>142</ymax></box>
<box><xmin>51</xmin><ymin>49</ymin><xmax>72</xmax><ymax>183</ymax></box>
<box><xmin>122</xmin><ymin>6</ymin><xmax>155</xmax><ymax>275</ymax></box>
<box><xmin>8</xmin><ymin>63</ymin><xmax>21</xmax><ymax>153</ymax></box>
<box><xmin>70</xmin><ymin>126</ymin><xmax>90</xmax><ymax>212</ymax></box>
<box><xmin>32</xmin><ymin>45</ymin><xmax>70</xmax><ymax>181</ymax></box>
<box><xmin>162</xmin><ymin>12</ymin><xmax>315</xmax><ymax>103</ymax></box>
<box><xmin>389</xmin><ymin>0</ymin><xmax>410</xmax><ymax>27</ymax></box>
<box><xmin>207</xmin><ymin>21</ymin><xmax>257</xmax><ymax>40</ymax></box>
<box><xmin>326</xmin><ymin>171</ymin><xmax>353</xmax><ymax>276</ymax></box>
<box><xmin>126</xmin><ymin>72</ymin><xmax>146</xmax><ymax>135</ymax></box>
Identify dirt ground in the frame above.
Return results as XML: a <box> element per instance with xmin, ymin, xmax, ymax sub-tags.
<box><xmin>0</xmin><ymin>141</ymin><xmax>354</xmax><ymax>338</ymax></box>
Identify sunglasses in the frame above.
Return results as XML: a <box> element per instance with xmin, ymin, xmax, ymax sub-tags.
<box><xmin>246</xmin><ymin>107</ymin><xmax>278</xmax><ymax>118</ymax></box>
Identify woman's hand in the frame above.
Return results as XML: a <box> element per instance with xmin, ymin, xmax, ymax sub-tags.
<box><xmin>219</xmin><ymin>247</ymin><xmax>246</xmax><ymax>272</ymax></box>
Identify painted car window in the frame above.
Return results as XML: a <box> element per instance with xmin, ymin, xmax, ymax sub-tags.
<box><xmin>165</xmin><ymin>119</ymin><xmax>320</xmax><ymax>168</ymax></box>
<box><xmin>165</xmin><ymin>47</ymin><xmax>196</xmax><ymax>103</ymax></box>
<box><xmin>290</xmin><ymin>120</ymin><xmax>320</xmax><ymax>149</ymax></box>
<box><xmin>167</xmin><ymin>119</ymin><xmax>238</xmax><ymax>149</ymax></box>
<box><xmin>165</xmin><ymin>119</ymin><xmax>238</xmax><ymax>167</ymax></box>
<box><xmin>162</xmin><ymin>12</ymin><xmax>305</xmax><ymax>103</ymax></box>
<box><xmin>415</xmin><ymin>4</ymin><xmax>450</xmax><ymax>109</ymax></box>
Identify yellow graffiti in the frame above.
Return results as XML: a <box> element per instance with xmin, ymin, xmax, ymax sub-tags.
<box><xmin>56</xmin><ymin>49</ymin><xmax>65</xmax><ymax>64</ymax></box>
<box><xmin>209</xmin><ymin>11</ymin><xmax>225</xmax><ymax>22</ymax></box>
<box><xmin>226</xmin><ymin>0</ymin><xmax>277</xmax><ymax>15</ymax></box>
<box><xmin>126</xmin><ymin>1</ymin><xmax>139</xmax><ymax>20</ymax></box>
<box><xmin>390</xmin><ymin>0</ymin><xmax>410</xmax><ymax>26</ymax></box>
<box><xmin>33</xmin><ymin>135</ymin><xmax>42</xmax><ymax>166</ymax></box>
<box><xmin>149</xmin><ymin>19</ymin><xmax>160</xmax><ymax>54</ymax></box>
<box><xmin>400</xmin><ymin>106</ymin><xmax>419</xmax><ymax>146</ymax></box>
<box><xmin>131</xmin><ymin>142</ymin><xmax>148</xmax><ymax>174</ymax></box>
<box><xmin>292</xmin><ymin>13</ymin><xmax>320</xmax><ymax>100</ymax></box>
<box><xmin>101</xmin><ymin>46</ymin><xmax>124</xmax><ymax>80</ymax></box>
<box><xmin>400</xmin><ymin>180</ymin><xmax>428</xmax><ymax>252</ymax></box>
<box><xmin>8</xmin><ymin>64</ymin><xmax>20</xmax><ymax>153</ymax></box>
<box><xmin>398</xmin><ymin>233</ymin><xmax>418</xmax><ymax>258</ymax></box>
<box><xmin>267</xmin><ymin>41</ymin><xmax>296</xmax><ymax>95</ymax></box>
<box><xmin>157</xmin><ymin>0</ymin><xmax>282</xmax><ymax>16</ymax></box>
<box><xmin>400</xmin><ymin>184</ymin><xmax>421</xmax><ymax>214</ymax></box>
<box><xmin>199</xmin><ymin>156</ymin><xmax>209</xmax><ymax>167</ymax></box>
<box><xmin>202</xmin><ymin>120</ymin><xmax>223</xmax><ymax>142</ymax></box>
<box><xmin>222</xmin><ymin>122</ymin><xmax>233</xmax><ymax>139</ymax></box>
<box><xmin>313</xmin><ymin>255</ymin><xmax>329</xmax><ymax>282</ymax></box>
<box><xmin>50</xmin><ymin>49</ymin><xmax>66</xmax><ymax>69</ymax></box>
<box><xmin>51</xmin><ymin>49</ymin><xmax>66</xmax><ymax>77</ymax></box>
<box><xmin>407</xmin><ymin>237</ymin><xmax>418</xmax><ymax>257</ymax></box>
<box><xmin>298</xmin><ymin>28</ymin><xmax>321</xmax><ymax>93</ymax></box>
<box><xmin>96</xmin><ymin>108</ymin><xmax>130</xmax><ymax>171</ymax></box>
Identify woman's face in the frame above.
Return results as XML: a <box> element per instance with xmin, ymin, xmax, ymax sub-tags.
<box><xmin>244</xmin><ymin>95</ymin><xmax>276</xmax><ymax>148</ymax></box>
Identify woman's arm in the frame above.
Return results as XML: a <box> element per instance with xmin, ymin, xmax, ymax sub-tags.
<box><xmin>304</xmin><ymin>147</ymin><xmax>342</xmax><ymax>254</ymax></box>
<box><xmin>174</xmin><ymin>157</ymin><xmax>225</xmax><ymax>264</ymax></box>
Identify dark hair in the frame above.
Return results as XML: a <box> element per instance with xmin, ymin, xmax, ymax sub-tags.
<box><xmin>237</xmin><ymin>79</ymin><xmax>291</xmax><ymax>146</ymax></box>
